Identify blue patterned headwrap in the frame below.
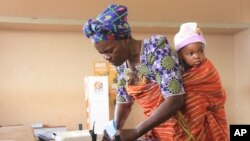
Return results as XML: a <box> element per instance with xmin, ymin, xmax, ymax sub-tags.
<box><xmin>83</xmin><ymin>4</ymin><xmax>131</xmax><ymax>43</ymax></box>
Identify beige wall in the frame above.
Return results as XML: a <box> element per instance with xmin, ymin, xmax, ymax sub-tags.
<box><xmin>0</xmin><ymin>29</ymin><xmax>246</xmax><ymax>130</ymax></box>
<box><xmin>233</xmin><ymin>29</ymin><xmax>250</xmax><ymax>124</ymax></box>
<box><xmin>0</xmin><ymin>30</ymin><xmax>102</xmax><ymax>130</ymax></box>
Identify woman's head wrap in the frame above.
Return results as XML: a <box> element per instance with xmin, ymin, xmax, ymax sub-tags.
<box><xmin>83</xmin><ymin>4</ymin><xmax>131</xmax><ymax>43</ymax></box>
<box><xmin>174</xmin><ymin>22</ymin><xmax>206</xmax><ymax>52</ymax></box>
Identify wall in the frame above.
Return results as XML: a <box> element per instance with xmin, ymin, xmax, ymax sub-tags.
<box><xmin>0</xmin><ymin>30</ymin><xmax>236</xmax><ymax>130</ymax></box>
<box><xmin>1</xmin><ymin>0</ymin><xmax>250</xmax><ymax>23</ymax></box>
<box><xmin>233</xmin><ymin>29</ymin><xmax>250</xmax><ymax>123</ymax></box>
<box><xmin>0</xmin><ymin>29</ymin><xmax>102</xmax><ymax>130</ymax></box>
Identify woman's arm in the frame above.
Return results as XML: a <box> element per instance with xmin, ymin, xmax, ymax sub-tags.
<box><xmin>118</xmin><ymin>95</ymin><xmax>183</xmax><ymax>141</ymax></box>
<box><xmin>114</xmin><ymin>102</ymin><xmax>133</xmax><ymax>130</ymax></box>
<box><xmin>136</xmin><ymin>95</ymin><xmax>183</xmax><ymax>135</ymax></box>
<box><xmin>102</xmin><ymin>102</ymin><xmax>133</xmax><ymax>141</ymax></box>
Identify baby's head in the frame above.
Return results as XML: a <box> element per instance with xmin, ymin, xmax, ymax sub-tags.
<box><xmin>174</xmin><ymin>22</ymin><xmax>206</xmax><ymax>69</ymax></box>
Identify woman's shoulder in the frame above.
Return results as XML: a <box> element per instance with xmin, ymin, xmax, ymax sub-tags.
<box><xmin>142</xmin><ymin>35</ymin><xmax>170</xmax><ymax>53</ymax></box>
<box><xmin>144</xmin><ymin>35</ymin><xmax>169</xmax><ymax>44</ymax></box>
<box><xmin>140</xmin><ymin>35</ymin><xmax>173</xmax><ymax>67</ymax></box>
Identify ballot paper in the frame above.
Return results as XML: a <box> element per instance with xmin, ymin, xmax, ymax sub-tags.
<box><xmin>104</xmin><ymin>120</ymin><xmax>117</xmax><ymax>138</ymax></box>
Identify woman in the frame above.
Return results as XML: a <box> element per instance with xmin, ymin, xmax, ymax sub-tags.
<box><xmin>83</xmin><ymin>4</ymin><xmax>185</xmax><ymax>141</ymax></box>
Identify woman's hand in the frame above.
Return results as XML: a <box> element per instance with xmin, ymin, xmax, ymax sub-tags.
<box><xmin>115</xmin><ymin>128</ymin><xmax>139</xmax><ymax>141</ymax></box>
<box><xmin>102</xmin><ymin>130</ymin><xmax>112</xmax><ymax>141</ymax></box>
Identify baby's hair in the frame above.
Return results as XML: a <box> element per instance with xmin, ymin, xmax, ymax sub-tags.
<box><xmin>179</xmin><ymin>57</ymin><xmax>190</xmax><ymax>72</ymax></box>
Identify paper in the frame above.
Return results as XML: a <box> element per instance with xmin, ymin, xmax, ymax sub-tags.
<box><xmin>104</xmin><ymin>120</ymin><xmax>117</xmax><ymax>138</ymax></box>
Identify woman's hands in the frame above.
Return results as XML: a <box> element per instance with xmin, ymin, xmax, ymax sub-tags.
<box><xmin>102</xmin><ymin>128</ymin><xmax>139</xmax><ymax>141</ymax></box>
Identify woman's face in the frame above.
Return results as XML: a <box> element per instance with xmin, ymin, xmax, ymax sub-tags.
<box><xmin>178</xmin><ymin>42</ymin><xmax>205</xmax><ymax>68</ymax></box>
<box><xmin>94</xmin><ymin>39</ymin><xmax>129</xmax><ymax>66</ymax></box>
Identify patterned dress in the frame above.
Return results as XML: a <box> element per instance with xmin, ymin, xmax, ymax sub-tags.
<box><xmin>115</xmin><ymin>35</ymin><xmax>185</xmax><ymax>140</ymax></box>
<box><xmin>116</xmin><ymin>35</ymin><xmax>185</xmax><ymax>103</ymax></box>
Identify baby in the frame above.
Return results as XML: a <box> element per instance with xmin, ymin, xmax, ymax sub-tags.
<box><xmin>173</xmin><ymin>22</ymin><xmax>229</xmax><ymax>140</ymax></box>
<box><xmin>174</xmin><ymin>22</ymin><xmax>206</xmax><ymax>71</ymax></box>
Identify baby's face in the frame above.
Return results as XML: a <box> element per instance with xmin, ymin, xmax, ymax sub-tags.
<box><xmin>178</xmin><ymin>42</ymin><xmax>205</xmax><ymax>68</ymax></box>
